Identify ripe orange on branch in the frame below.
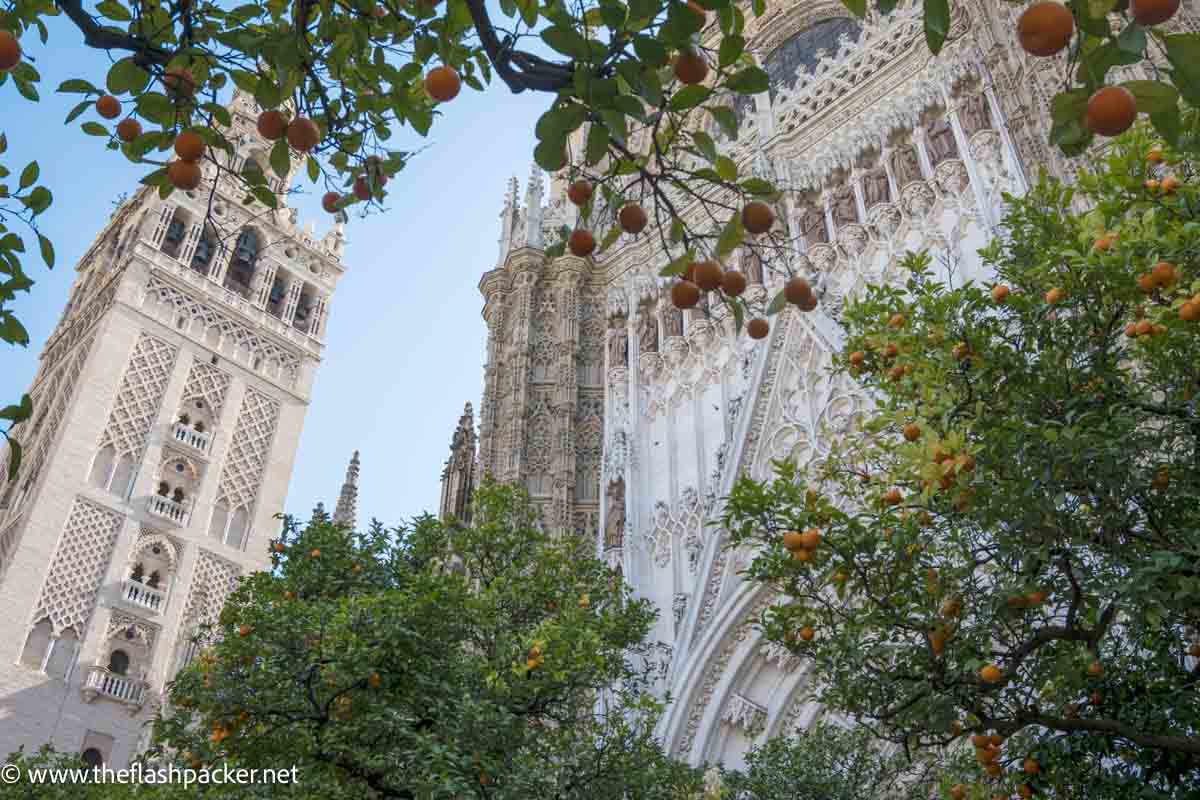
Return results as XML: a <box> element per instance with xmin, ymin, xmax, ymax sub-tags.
<box><xmin>567</xmin><ymin>180</ymin><xmax>593</xmax><ymax>206</ymax></box>
<box><xmin>256</xmin><ymin>109</ymin><xmax>288</xmax><ymax>140</ymax></box>
<box><xmin>671</xmin><ymin>280</ymin><xmax>701</xmax><ymax>309</ymax></box>
<box><xmin>174</xmin><ymin>130</ymin><xmax>206</xmax><ymax>162</ymax></box>
<box><xmin>1131</xmin><ymin>0</ymin><xmax>1181</xmax><ymax>26</ymax></box>
<box><xmin>693</xmin><ymin>260</ymin><xmax>724</xmax><ymax>291</ymax></box>
<box><xmin>782</xmin><ymin>531</ymin><xmax>805</xmax><ymax>552</ymax></box>
<box><xmin>0</xmin><ymin>30</ymin><xmax>21</xmax><ymax>71</ymax></box>
<box><xmin>425</xmin><ymin>65</ymin><xmax>461</xmax><ymax>102</ymax></box>
<box><xmin>568</xmin><ymin>228</ymin><xmax>596</xmax><ymax>257</ymax></box>
<box><xmin>673</xmin><ymin>48</ymin><xmax>709</xmax><ymax>85</ymax></box>
<box><xmin>747</xmin><ymin>318</ymin><xmax>769</xmax><ymax>339</ymax></box>
<box><xmin>96</xmin><ymin>95</ymin><xmax>121</xmax><ymax>120</ymax></box>
<box><xmin>979</xmin><ymin>664</ymin><xmax>1003</xmax><ymax>683</ymax></box>
<box><xmin>287</xmin><ymin>117</ymin><xmax>322</xmax><ymax>152</ymax></box>
<box><xmin>784</xmin><ymin>276</ymin><xmax>813</xmax><ymax>306</ymax></box>
<box><xmin>1017</xmin><ymin>2</ymin><xmax>1074</xmax><ymax>56</ymax></box>
<box><xmin>1086</xmin><ymin>86</ymin><xmax>1138</xmax><ymax>137</ymax></box>
<box><xmin>742</xmin><ymin>202</ymin><xmax>775</xmax><ymax>234</ymax></box>
<box><xmin>721</xmin><ymin>270</ymin><xmax>747</xmax><ymax>297</ymax></box>
<box><xmin>116</xmin><ymin>118</ymin><xmax>142</xmax><ymax>143</ymax></box>
<box><xmin>322</xmin><ymin>192</ymin><xmax>342</xmax><ymax>213</ymax></box>
<box><xmin>618</xmin><ymin>203</ymin><xmax>647</xmax><ymax>233</ymax></box>
<box><xmin>991</xmin><ymin>284</ymin><xmax>1011</xmax><ymax>303</ymax></box>
<box><xmin>168</xmin><ymin>160</ymin><xmax>202</xmax><ymax>190</ymax></box>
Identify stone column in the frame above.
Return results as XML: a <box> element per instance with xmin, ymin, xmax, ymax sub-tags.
<box><xmin>280</xmin><ymin>279</ymin><xmax>303</xmax><ymax>325</ymax></box>
<box><xmin>178</xmin><ymin>222</ymin><xmax>204</xmax><ymax>267</ymax></box>
<box><xmin>880</xmin><ymin>146</ymin><xmax>901</xmax><ymax>200</ymax></box>
<box><xmin>307</xmin><ymin>294</ymin><xmax>328</xmax><ymax>338</ymax></box>
<box><xmin>252</xmin><ymin>260</ymin><xmax>279</xmax><ymax>309</ymax></box>
<box><xmin>943</xmin><ymin>86</ymin><xmax>994</xmax><ymax>227</ymax></box>
<box><xmin>850</xmin><ymin>169</ymin><xmax>868</xmax><ymax>222</ymax></box>
<box><xmin>822</xmin><ymin>191</ymin><xmax>837</xmax><ymax>244</ymax></box>
<box><xmin>912</xmin><ymin>127</ymin><xmax>935</xmax><ymax>180</ymax></box>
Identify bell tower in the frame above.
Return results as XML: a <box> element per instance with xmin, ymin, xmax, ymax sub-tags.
<box><xmin>0</xmin><ymin>90</ymin><xmax>348</xmax><ymax>768</ymax></box>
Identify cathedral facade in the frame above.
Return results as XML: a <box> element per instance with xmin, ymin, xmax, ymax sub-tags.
<box><xmin>441</xmin><ymin>0</ymin><xmax>1200</xmax><ymax>773</ymax></box>
<box><xmin>0</xmin><ymin>92</ymin><xmax>346</xmax><ymax>767</ymax></box>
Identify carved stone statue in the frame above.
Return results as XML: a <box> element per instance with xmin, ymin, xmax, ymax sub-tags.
<box><xmin>799</xmin><ymin>206</ymin><xmax>828</xmax><ymax>244</ymax></box>
<box><xmin>661</xmin><ymin>294</ymin><xmax>684</xmax><ymax>338</ymax></box>
<box><xmin>960</xmin><ymin>92</ymin><xmax>991</xmax><ymax>136</ymax></box>
<box><xmin>926</xmin><ymin>116</ymin><xmax>958</xmax><ymax>165</ymax></box>
<box><xmin>831</xmin><ymin>184</ymin><xmax>858</xmax><ymax>227</ymax></box>
<box><xmin>607</xmin><ymin>324</ymin><xmax>628</xmax><ymax>368</ymax></box>
<box><xmin>637</xmin><ymin>307</ymin><xmax>659</xmax><ymax>353</ymax></box>
<box><xmin>604</xmin><ymin>478</ymin><xmax>625</xmax><ymax>550</ymax></box>
<box><xmin>891</xmin><ymin>145</ymin><xmax>923</xmax><ymax>186</ymax></box>
<box><xmin>863</xmin><ymin>168</ymin><xmax>890</xmax><ymax>208</ymax></box>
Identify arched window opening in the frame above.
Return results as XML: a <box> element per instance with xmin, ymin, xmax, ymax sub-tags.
<box><xmin>19</xmin><ymin>618</ymin><xmax>53</xmax><ymax>670</ymax></box>
<box><xmin>160</xmin><ymin>207</ymin><xmax>193</xmax><ymax>260</ymax></box>
<box><xmin>81</xmin><ymin>749</ymin><xmax>104</xmax><ymax>770</ymax></box>
<box><xmin>226</xmin><ymin>506</ymin><xmax>250</xmax><ymax>550</ymax></box>
<box><xmin>44</xmin><ymin>627</ymin><xmax>78</xmax><ymax>679</ymax></box>
<box><xmin>292</xmin><ymin>285</ymin><xmax>316</xmax><ymax>332</ymax></box>
<box><xmin>89</xmin><ymin>445</ymin><xmax>116</xmax><ymax>491</ymax></box>
<box><xmin>190</xmin><ymin>225</ymin><xmax>219</xmax><ymax>276</ymax></box>
<box><xmin>224</xmin><ymin>229</ymin><xmax>260</xmax><ymax>298</ymax></box>
<box><xmin>107</xmin><ymin>648</ymin><xmax>130</xmax><ymax>676</ymax></box>
<box><xmin>109</xmin><ymin>454</ymin><xmax>135</xmax><ymax>499</ymax></box>
<box><xmin>266</xmin><ymin>273</ymin><xmax>289</xmax><ymax>319</ymax></box>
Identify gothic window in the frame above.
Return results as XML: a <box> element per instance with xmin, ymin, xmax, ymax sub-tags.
<box><xmin>190</xmin><ymin>225</ymin><xmax>219</xmax><ymax>275</ymax></box>
<box><xmin>81</xmin><ymin>749</ymin><xmax>104</xmax><ymax>770</ymax></box>
<box><xmin>292</xmin><ymin>285</ymin><xmax>316</xmax><ymax>332</ymax></box>
<box><xmin>19</xmin><ymin>618</ymin><xmax>53</xmax><ymax>670</ymax></box>
<box><xmin>107</xmin><ymin>648</ymin><xmax>130</xmax><ymax>676</ymax></box>
<box><xmin>763</xmin><ymin>17</ymin><xmax>863</xmax><ymax>100</ymax></box>
<box><xmin>224</xmin><ymin>228</ymin><xmax>261</xmax><ymax>298</ymax></box>
<box><xmin>43</xmin><ymin>627</ymin><xmax>78</xmax><ymax>679</ymax></box>
<box><xmin>266</xmin><ymin>273</ymin><xmax>289</xmax><ymax>319</ymax></box>
<box><xmin>89</xmin><ymin>445</ymin><xmax>116</xmax><ymax>491</ymax></box>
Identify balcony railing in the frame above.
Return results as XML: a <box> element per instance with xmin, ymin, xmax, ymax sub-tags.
<box><xmin>147</xmin><ymin>495</ymin><xmax>189</xmax><ymax>526</ymax></box>
<box><xmin>81</xmin><ymin>666</ymin><xmax>148</xmax><ymax>708</ymax></box>
<box><xmin>172</xmin><ymin>422</ymin><xmax>212</xmax><ymax>454</ymax></box>
<box><xmin>122</xmin><ymin>579</ymin><xmax>167</xmax><ymax>613</ymax></box>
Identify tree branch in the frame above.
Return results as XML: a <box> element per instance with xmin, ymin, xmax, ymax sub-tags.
<box><xmin>56</xmin><ymin>0</ymin><xmax>172</xmax><ymax>65</ymax></box>
<box><xmin>463</xmin><ymin>0</ymin><xmax>573</xmax><ymax>93</ymax></box>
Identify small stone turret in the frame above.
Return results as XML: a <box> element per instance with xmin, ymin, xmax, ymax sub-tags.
<box><xmin>332</xmin><ymin>450</ymin><xmax>360</xmax><ymax>529</ymax></box>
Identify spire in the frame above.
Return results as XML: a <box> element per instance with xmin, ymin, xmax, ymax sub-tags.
<box><xmin>439</xmin><ymin>404</ymin><xmax>478</xmax><ymax>523</ymax></box>
<box><xmin>312</xmin><ymin>501</ymin><xmax>328</xmax><ymax>521</ymax></box>
<box><xmin>333</xmin><ymin>450</ymin><xmax>360</xmax><ymax>529</ymax></box>
<box><xmin>523</xmin><ymin>165</ymin><xmax>545</xmax><ymax>249</ymax></box>
<box><xmin>498</xmin><ymin>175</ymin><xmax>520</xmax><ymax>265</ymax></box>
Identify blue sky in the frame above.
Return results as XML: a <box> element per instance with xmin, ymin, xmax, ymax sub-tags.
<box><xmin>1</xmin><ymin>13</ymin><xmax>549</xmax><ymax>527</ymax></box>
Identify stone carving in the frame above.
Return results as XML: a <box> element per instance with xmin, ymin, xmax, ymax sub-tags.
<box><xmin>891</xmin><ymin>145</ymin><xmax>923</xmax><ymax>186</ymax></box>
<box><xmin>799</xmin><ymin>205</ymin><xmax>828</xmax><ymax>245</ymax></box>
<box><xmin>661</xmin><ymin>294</ymin><xmax>684</xmax><ymax>339</ymax></box>
<box><xmin>830</xmin><ymin>184</ymin><xmax>858</xmax><ymax>226</ymax></box>
<box><xmin>673</xmin><ymin>592</ymin><xmax>689</xmax><ymax>632</ymax></box>
<box><xmin>960</xmin><ymin>91</ymin><xmax>991</xmax><ymax>135</ymax></box>
<box><xmin>607</xmin><ymin>324</ymin><xmax>628</xmax><ymax>369</ymax></box>
<box><xmin>604</xmin><ymin>478</ymin><xmax>625</xmax><ymax>550</ymax></box>
<box><xmin>863</xmin><ymin>167</ymin><xmax>890</xmax><ymax>208</ymax></box>
<box><xmin>926</xmin><ymin>116</ymin><xmax>958</xmax><ymax>165</ymax></box>
<box><xmin>760</xmin><ymin>640</ymin><xmax>804</xmax><ymax>673</ymax></box>
<box><xmin>723</xmin><ymin>693</ymin><xmax>768</xmax><ymax>736</ymax></box>
<box><xmin>97</xmin><ymin>334</ymin><xmax>179</xmax><ymax>459</ymax></box>
<box><xmin>29</xmin><ymin>498</ymin><xmax>122</xmax><ymax>633</ymax></box>
<box><xmin>215</xmin><ymin>388</ymin><xmax>281</xmax><ymax>518</ymax></box>
<box><xmin>637</xmin><ymin>305</ymin><xmax>659</xmax><ymax>353</ymax></box>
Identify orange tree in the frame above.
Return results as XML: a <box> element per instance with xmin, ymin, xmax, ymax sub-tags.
<box><xmin>722</xmin><ymin>122</ymin><xmax>1200</xmax><ymax>799</ymax></box>
<box><xmin>2</xmin><ymin>0</ymin><xmax>1200</xmax><ymax>478</ymax></box>
<box><xmin>145</xmin><ymin>482</ymin><xmax>703</xmax><ymax>799</ymax></box>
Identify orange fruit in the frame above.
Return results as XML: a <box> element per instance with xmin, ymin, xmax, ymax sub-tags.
<box><xmin>1087</xmin><ymin>661</ymin><xmax>1104</xmax><ymax>677</ymax></box>
<box><xmin>1018</xmin><ymin>2</ymin><xmax>1074</xmax><ymax>56</ymax></box>
<box><xmin>96</xmin><ymin>95</ymin><xmax>121</xmax><ymax>120</ymax></box>
<box><xmin>238</xmin><ymin>624</ymin><xmax>252</xmax><ymax>637</ymax></box>
<box><xmin>742</xmin><ymin>201</ymin><xmax>775</xmax><ymax>234</ymax></box>
<box><xmin>799</xmin><ymin>528</ymin><xmax>821</xmax><ymax>550</ymax></box>
<box><xmin>1093</xmin><ymin>234</ymin><xmax>1115</xmax><ymax>252</ymax></box>
<box><xmin>1146</xmin><ymin>178</ymin><xmax>1161</xmax><ymax>192</ymax></box>
<box><xmin>693</xmin><ymin>260</ymin><xmax>724</xmax><ymax>291</ymax></box>
<box><xmin>168</xmin><ymin>160</ymin><xmax>203</xmax><ymax>190</ymax></box>
<box><xmin>568</xmin><ymin>228</ymin><xmax>596</xmax><ymax>257</ymax></box>
<box><xmin>887</xmin><ymin>312</ymin><xmax>906</xmax><ymax>329</ymax></box>
<box><xmin>0</xmin><ymin>30</ymin><xmax>21</xmax><ymax>72</ymax></box>
<box><xmin>979</xmin><ymin>664</ymin><xmax>1003</xmax><ymax>683</ymax></box>
<box><xmin>949</xmin><ymin>786</ymin><xmax>966</xmax><ymax>800</ymax></box>
<box><xmin>1137</xmin><ymin>274</ymin><xmax>1157</xmax><ymax>294</ymax></box>
<box><xmin>1086</xmin><ymin>86</ymin><xmax>1138</xmax><ymax>137</ymax></box>
<box><xmin>991</xmin><ymin>284</ymin><xmax>1011</xmax><ymax>303</ymax></box>
<box><xmin>1151</xmin><ymin>261</ymin><xmax>1176</xmax><ymax>286</ymax></box>
<box><xmin>567</xmin><ymin>180</ymin><xmax>593</xmax><ymax>206</ymax></box>
<box><xmin>673</xmin><ymin>48</ymin><xmax>708</xmax><ymax>85</ymax></box>
<box><xmin>1135</xmin><ymin>319</ymin><xmax>1152</xmax><ymax>336</ymax></box>
<box><xmin>1024</xmin><ymin>757</ymin><xmax>1040</xmax><ymax>775</ymax></box>
<box><xmin>287</xmin><ymin>117</ymin><xmax>321</xmax><ymax>152</ymax></box>
<box><xmin>425</xmin><ymin>65</ymin><xmax>461</xmax><ymax>102</ymax></box>
<box><xmin>798</xmin><ymin>626</ymin><xmax>815</xmax><ymax>642</ymax></box>
<box><xmin>367</xmin><ymin>672</ymin><xmax>382</xmax><ymax>688</ymax></box>
<box><xmin>883</xmin><ymin>343</ymin><xmax>899</xmax><ymax>359</ymax></box>
<box><xmin>721</xmin><ymin>270</ymin><xmax>747</xmax><ymax>297</ymax></box>
<box><xmin>1147</xmin><ymin>147</ymin><xmax>1164</xmax><ymax>163</ymax></box>
<box><xmin>784</xmin><ymin>276</ymin><xmax>813</xmax><ymax>305</ymax></box>
<box><xmin>619</xmin><ymin>203</ymin><xmax>648</xmax><ymax>234</ymax></box>
<box><xmin>1179</xmin><ymin>301</ymin><xmax>1200</xmax><ymax>322</ymax></box>
<box><xmin>257</xmin><ymin>109</ymin><xmax>288</xmax><ymax>140</ymax></box>
<box><xmin>273</xmin><ymin>542</ymin><xmax>285</xmax><ymax>553</ymax></box>
<box><xmin>903</xmin><ymin>423</ymin><xmax>921</xmax><ymax>442</ymax></box>
<box><xmin>322</xmin><ymin>192</ymin><xmax>342</xmax><ymax>213</ymax></box>
<box><xmin>310</xmin><ymin>548</ymin><xmax>321</xmax><ymax>558</ymax></box>
<box><xmin>1162</xmin><ymin>176</ymin><xmax>1182</xmax><ymax>193</ymax></box>
<box><xmin>747</xmin><ymin>318</ymin><xmax>769</xmax><ymax>340</ymax></box>
<box><xmin>1131</xmin><ymin>0</ymin><xmax>1181</xmax><ymax>26</ymax></box>
<box><xmin>781</xmin><ymin>531</ymin><xmax>805</xmax><ymax>552</ymax></box>
<box><xmin>848</xmin><ymin>350</ymin><xmax>866</xmax><ymax>367</ymax></box>
<box><xmin>1017</xmin><ymin>784</ymin><xmax>1034</xmax><ymax>799</ymax></box>
<box><xmin>1045</xmin><ymin>287</ymin><xmax>1064</xmax><ymax>304</ymax></box>
<box><xmin>1151</xmin><ymin>468</ymin><xmax>1169</xmax><ymax>490</ymax></box>
<box><xmin>791</xmin><ymin>547</ymin><xmax>812</xmax><ymax>563</ymax></box>
<box><xmin>353</xmin><ymin>176</ymin><xmax>372</xmax><ymax>201</ymax></box>
<box><xmin>164</xmin><ymin>68</ymin><xmax>195</xmax><ymax>98</ymax></box>
<box><xmin>671</xmin><ymin>280</ymin><xmax>700</xmax><ymax>309</ymax></box>
<box><xmin>882</xmin><ymin>488</ymin><xmax>902</xmax><ymax>506</ymax></box>
<box><xmin>175</xmin><ymin>130</ymin><xmax>206</xmax><ymax>161</ymax></box>
<box><xmin>116</xmin><ymin>118</ymin><xmax>142</xmax><ymax>143</ymax></box>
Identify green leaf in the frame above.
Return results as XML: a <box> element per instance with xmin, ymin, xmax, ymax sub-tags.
<box><xmin>307</xmin><ymin>156</ymin><xmax>320</xmax><ymax>183</ymax></box>
<box><xmin>740</xmin><ymin>177</ymin><xmax>776</xmax><ymax>197</ymax></box>
<box><xmin>1150</xmin><ymin>109</ymin><xmax>1182</xmax><ymax>146</ymax></box>
<box><xmin>719</xmin><ymin>35</ymin><xmax>746</xmax><ymax>68</ymax></box>
<box><xmin>534</xmin><ymin>140</ymin><xmax>567</xmax><ymax>171</ymax></box>
<box><xmin>18</xmin><ymin>162</ymin><xmax>37</xmax><ymax>191</ymax></box>
<box><xmin>57</xmin><ymin>78</ymin><xmax>99</xmax><ymax>95</ymax></box>
<box><xmin>692</xmin><ymin>130</ymin><xmax>718</xmax><ymax>163</ymax></box>
<box><xmin>255</xmin><ymin>76</ymin><xmax>283</xmax><ymax>110</ymax></box>
<box><xmin>923</xmin><ymin>0</ymin><xmax>951</xmax><ymax>55</ymax></box>
<box><xmin>632</xmin><ymin>36</ymin><xmax>668</xmax><ymax>68</ymax></box>
<box><xmin>1117</xmin><ymin>21</ymin><xmax>1146</xmax><ymax>55</ymax></box>
<box><xmin>725</xmin><ymin>67</ymin><xmax>769</xmax><ymax>95</ymax></box>
<box><xmin>5</xmin><ymin>438</ymin><xmax>21</xmax><ymax>481</ymax></box>
<box><xmin>106</xmin><ymin>58</ymin><xmax>149</xmax><ymax>95</ymax></box>
<box><xmin>598</xmin><ymin>225</ymin><xmax>622</xmax><ymax>254</ymax></box>
<box><xmin>270</xmin><ymin>139</ymin><xmax>291</xmax><ymax>180</ymax></box>
<box><xmin>727</xmin><ymin>295</ymin><xmax>744</xmax><ymax>333</ymax></box>
<box><xmin>659</xmin><ymin>249</ymin><xmax>695</xmax><ymax>277</ymax></box>
<box><xmin>0</xmin><ymin>312</ymin><xmax>30</xmax><ymax>345</ymax></box>
<box><xmin>63</xmin><ymin>100</ymin><xmax>91</xmax><ymax>125</ymax></box>
<box><xmin>669</xmin><ymin>85</ymin><xmax>711</xmax><ymax>112</ymax></box>
<box><xmin>1163</xmin><ymin>34</ymin><xmax>1200</xmax><ymax>106</ymax></box>
<box><xmin>1051</xmin><ymin>89</ymin><xmax>1089</xmax><ymax>124</ymax></box>
<box><xmin>586</xmin><ymin>124</ymin><xmax>609</xmax><ymax>167</ymax></box>
<box><xmin>708</xmin><ymin>105</ymin><xmax>739</xmax><ymax>139</ymax></box>
<box><xmin>716</xmin><ymin>212</ymin><xmax>744</xmax><ymax>260</ymax></box>
<box><xmin>1121</xmin><ymin>80</ymin><xmax>1179</xmax><ymax>114</ymax></box>
<box><xmin>840</xmin><ymin>0</ymin><xmax>867</xmax><ymax>16</ymax></box>
<box><xmin>249</xmin><ymin>185</ymin><xmax>279</xmax><ymax>209</ymax></box>
<box><xmin>23</xmin><ymin>187</ymin><xmax>51</xmax><ymax>216</ymax></box>
<box><xmin>96</xmin><ymin>0</ymin><xmax>132</xmax><ymax>21</ymax></box>
<box><xmin>81</xmin><ymin>121</ymin><xmax>109</xmax><ymax>137</ymax></box>
<box><xmin>715</xmin><ymin>155</ymin><xmax>738</xmax><ymax>182</ymax></box>
<box><xmin>37</xmin><ymin>234</ymin><xmax>54</xmax><ymax>269</ymax></box>
<box><xmin>542</xmin><ymin>27</ymin><xmax>593</xmax><ymax>60</ymax></box>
